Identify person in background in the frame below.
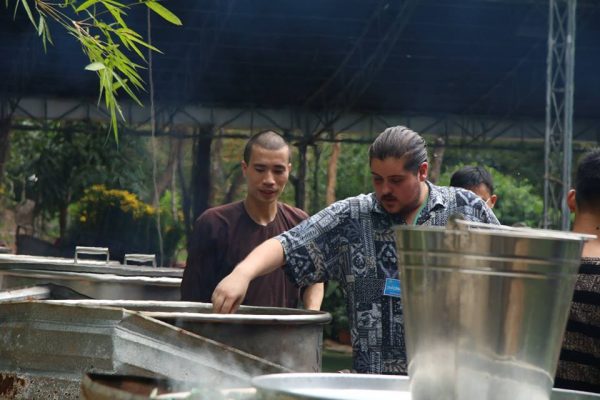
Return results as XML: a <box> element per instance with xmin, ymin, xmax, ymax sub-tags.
<box><xmin>211</xmin><ymin>125</ymin><xmax>499</xmax><ymax>374</ymax></box>
<box><xmin>181</xmin><ymin>130</ymin><xmax>324</xmax><ymax>310</ymax></box>
<box><xmin>555</xmin><ymin>148</ymin><xmax>600</xmax><ymax>393</ymax></box>
<box><xmin>450</xmin><ymin>165</ymin><xmax>498</xmax><ymax>209</ymax></box>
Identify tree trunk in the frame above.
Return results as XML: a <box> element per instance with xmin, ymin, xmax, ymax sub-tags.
<box><xmin>224</xmin><ymin>166</ymin><xmax>244</xmax><ymax>204</ymax></box>
<box><xmin>155</xmin><ymin>136</ymin><xmax>183</xmax><ymax>197</ymax></box>
<box><xmin>311</xmin><ymin>145</ymin><xmax>321</xmax><ymax>213</ymax></box>
<box><xmin>428</xmin><ymin>137</ymin><xmax>446</xmax><ymax>184</ymax></box>
<box><xmin>58</xmin><ymin>205</ymin><xmax>67</xmax><ymax>243</ymax></box>
<box><xmin>326</xmin><ymin>136</ymin><xmax>341</xmax><ymax>205</ymax></box>
<box><xmin>209</xmin><ymin>134</ymin><xmax>225</xmax><ymax>206</ymax></box>
<box><xmin>295</xmin><ymin>143</ymin><xmax>308</xmax><ymax>210</ymax></box>
<box><xmin>177</xmin><ymin>142</ymin><xmax>193</xmax><ymax>242</ymax></box>
<box><xmin>191</xmin><ymin>125</ymin><xmax>213</xmax><ymax>222</ymax></box>
<box><xmin>0</xmin><ymin>115</ymin><xmax>11</xmax><ymax>180</ymax></box>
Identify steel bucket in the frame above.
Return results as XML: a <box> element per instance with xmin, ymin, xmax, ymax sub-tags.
<box><xmin>394</xmin><ymin>220</ymin><xmax>591</xmax><ymax>400</ymax></box>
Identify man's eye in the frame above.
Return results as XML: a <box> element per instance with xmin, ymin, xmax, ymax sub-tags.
<box><xmin>390</xmin><ymin>179</ymin><xmax>403</xmax><ymax>184</ymax></box>
<box><xmin>255</xmin><ymin>167</ymin><xmax>266</xmax><ymax>172</ymax></box>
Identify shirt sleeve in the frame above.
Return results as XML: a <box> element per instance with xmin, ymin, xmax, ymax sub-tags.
<box><xmin>180</xmin><ymin>213</ymin><xmax>224</xmax><ymax>302</ymax></box>
<box><xmin>275</xmin><ymin>199</ymin><xmax>351</xmax><ymax>288</ymax></box>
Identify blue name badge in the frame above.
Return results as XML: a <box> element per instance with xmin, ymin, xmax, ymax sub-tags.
<box><xmin>383</xmin><ymin>278</ymin><xmax>401</xmax><ymax>298</ymax></box>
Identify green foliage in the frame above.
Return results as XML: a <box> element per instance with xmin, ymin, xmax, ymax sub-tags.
<box><xmin>7</xmin><ymin>0</ymin><xmax>182</xmax><ymax>138</ymax></box>
<box><xmin>438</xmin><ymin>163</ymin><xmax>544</xmax><ymax>227</ymax></box>
<box><xmin>68</xmin><ymin>184</ymin><xmax>184</xmax><ymax>265</ymax></box>
<box><xmin>321</xmin><ymin>281</ymin><xmax>349</xmax><ymax>340</ymax></box>
<box><xmin>4</xmin><ymin>123</ymin><xmax>152</xmax><ymax>225</ymax></box>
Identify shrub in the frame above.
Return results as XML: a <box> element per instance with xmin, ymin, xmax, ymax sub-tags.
<box><xmin>68</xmin><ymin>185</ymin><xmax>183</xmax><ymax>266</ymax></box>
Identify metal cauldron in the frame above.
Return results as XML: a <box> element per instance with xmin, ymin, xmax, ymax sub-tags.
<box><xmin>0</xmin><ymin>253</ymin><xmax>181</xmax><ymax>300</ymax></box>
<box><xmin>0</xmin><ymin>301</ymin><xmax>288</xmax><ymax>399</ymax></box>
<box><xmin>45</xmin><ymin>299</ymin><xmax>331</xmax><ymax>372</ymax></box>
<box><xmin>394</xmin><ymin>220</ymin><xmax>593</xmax><ymax>400</ymax></box>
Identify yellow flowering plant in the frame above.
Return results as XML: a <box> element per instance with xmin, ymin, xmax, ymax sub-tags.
<box><xmin>68</xmin><ymin>185</ymin><xmax>183</xmax><ymax>265</ymax></box>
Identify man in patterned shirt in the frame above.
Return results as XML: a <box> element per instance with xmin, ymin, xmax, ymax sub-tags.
<box><xmin>212</xmin><ymin>125</ymin><xmax>499</xmax><ymax>374</ymax></box>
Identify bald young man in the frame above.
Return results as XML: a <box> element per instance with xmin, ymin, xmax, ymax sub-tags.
<box><xmin>181</xmin><ymin>130</ymin><xmax>323</xmax><ymax>310</ymax></box>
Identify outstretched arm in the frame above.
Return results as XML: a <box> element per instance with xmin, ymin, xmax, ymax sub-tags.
<box><xmin>211</xmin><ymin>238</ymin><xmax>285</xmax><ymax>313</ymax></box>
<box><xmin>302</xmin><ymin>282</ymin><xmax>324</xmax><ymax>310</ymax></box>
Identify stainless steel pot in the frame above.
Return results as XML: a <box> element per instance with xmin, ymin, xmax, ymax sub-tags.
<box><xmin>0</xmin><ymin>254</ymin><xmax>181</xmax><ymax>300</ymax></box>
<box><xmin>45</xmin><ymin>299</ymin><xmax>332</xmax><ymax>372</ymax></box>
<box><xmin>0</xmin><ymin>301</ymin><xmax>288</xmax><ymax>399</ymax></box>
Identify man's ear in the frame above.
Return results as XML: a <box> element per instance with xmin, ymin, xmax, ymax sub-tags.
<box><xmin>418</xmin><ymin>162</ymin><xmax>429</xmax><ymax>181</ymax></box>
<box><xmin>241</xmin><ymin>160</ymin><xmax>248</xmax><ymax>177</ymax></box>
<box><xmin>488</xmin><ymin>194</ymin><xmax>498</xmax><ymax>209</ymax></box>
<box><xmin>567</xmin><ymin>189</ymin><xmax>577</xmax><ymax>212</ymax></box>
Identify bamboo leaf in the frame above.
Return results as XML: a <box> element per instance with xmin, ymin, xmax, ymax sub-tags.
<box><xmin>105</xmin><ymin>3</ymin><xmax>127</xmax><ymax>28</ymax></box>
<box><xmin>18</xmin><ymin>0</ymin><xmax>36</xmax><ymax>26</ymax></box>
<box><xmin>122</xmin><ymin>32</ymin><xmax>161</xmax><ymax>53</ymax></box>
<box><xmin>145</xmin><ymin>1</ymin><xmax>181</xmax><ymax>26</ymax></box>
<box><xmin>75</xmin><ymin>0</ymin><xmax>100</xmax><ymax>12</ymax></box>
<box><xmin>85</xmin><ymin>61</ymin><xmax>106</xmax><ymax>71</ymax></box>
<box><xmin>37</xmin><ymin>15</ymin><xmax>44</xmax><ymax>35</ymax></box>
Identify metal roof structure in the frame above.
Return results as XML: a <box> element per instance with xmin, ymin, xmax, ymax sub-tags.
<box><xmin>1</xmin><ymin>0</ymin><xmax>599</xmax><ymax>126</ymax></box>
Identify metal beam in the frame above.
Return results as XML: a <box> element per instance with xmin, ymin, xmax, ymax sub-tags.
<box><xmin>543</xmin><ymin>0</ymin><xmax>577</xmax><ymax>230</ymax></box>
<box><xmin>8</xmin><ymin>97</ymin><xmax>600</xmax><ymax>145</ymax></box>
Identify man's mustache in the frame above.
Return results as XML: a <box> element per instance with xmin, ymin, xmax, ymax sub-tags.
<box><xmin>381</xmin><ymin>195</ymin><xmax>397</xmax><ymax>201</ymax></box>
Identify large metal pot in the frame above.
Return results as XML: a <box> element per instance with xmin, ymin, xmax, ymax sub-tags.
<box><xmin>395</xmin><ymin>220</ymin><xmax>592</xmax><ymax>400</ymax></box>
<box><xmin>0</xmin><ymin>301</ymin><xmax>288</xmax><ymax>399</ymax></box>
<box><xmin>0</xmin><ymin>254</ymin><xmax>181</xmax><ymax>300</ymax></box>
<box><xmin>45</xmin><ymin>300</ymin><xmax>332</xmax><ymax>372</ymax></box>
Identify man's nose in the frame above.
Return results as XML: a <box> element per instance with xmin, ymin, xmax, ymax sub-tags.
<box><xmin>381</xmin><ymin>181</ymin><xmax>392</xmax><ymax>194</ymax></box>
<box><xmin>263</xmin><ymin>171</ymin><xmax>275</xmax><ymax>185</ymax></box>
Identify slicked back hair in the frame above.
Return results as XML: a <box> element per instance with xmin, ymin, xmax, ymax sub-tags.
<box><xmin>368</xmin><ymin>126</ymin><xmax>428</xmax><ymax>173</ymax></box>
<box><xmin>575</xmin><ymin>148</ymin><xmax>600</xmax><ymax>212</ymax></box>
<box><xmin>450</xmin><ymin>166</ymin><xmax>495</xmax><ymax>195</ymax></box>
<box><xmin>243</xmin><ymin>130</ymin><xmax>291</xmax><ymax>164</ymax></box>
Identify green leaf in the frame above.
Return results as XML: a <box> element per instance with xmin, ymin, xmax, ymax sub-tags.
<box><xmin>85</xmin><ymin>62</ymin><xmax>106</xmax><ymax>71</ymax></box>
<box><xmin>145</xmin><ymin>1</ymin><xmax>182</xmax><ymax>25</ymax></box>
<box><xmin>37</xmin><ymin>15</ymin><xmax>44</xmax><ymax>35</ymax></box>
<box><xmin>18</xmin><ymin>0</ymin><xmax>36</xmax><ymax>26</ymax></box>
<box><xmin>75</xmin><ymin>0</ymin><xmax>100</xmax><ymax>12</ymax></box>
<box><xmin>105</xmin><ymin>3</ymin><xmax>127</xmax><ymax>28</ymax></box>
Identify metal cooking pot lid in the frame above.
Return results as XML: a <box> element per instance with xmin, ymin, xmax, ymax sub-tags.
<box><xmin>252</xmin><ymin>373</ymin><xmax>410</xmax><ymax>400</ymax></box>
<box><xmin>251</xmin><ymin>373</ymin><xmax>600</xmax><ymax>400</ymax></box>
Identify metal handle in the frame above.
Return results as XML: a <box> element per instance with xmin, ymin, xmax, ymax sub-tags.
<box><xmin>124</xmin><ymin>253</ymin><xmax>156</xmax><ymax>268</ymax></box>
<box><xmin>74</xmin><ymin>246</ymin><xmax>110</xmax><ymax>264</ymax></box>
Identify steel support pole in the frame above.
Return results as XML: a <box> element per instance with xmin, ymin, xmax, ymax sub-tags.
<box><xmin>543</xmin><ymin>0</ymin><xmax>577</xmax><ymax>230</ymax></box>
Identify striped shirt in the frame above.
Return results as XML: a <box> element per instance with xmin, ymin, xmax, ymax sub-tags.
<box><xmin>555</xmin><ymin>257</ymin><xmax>600</xmax><ymax>393</ymax></box>
<box><xmin>277</xmin><ymin>181</ymin><xmax>499</xmax><ymax>374</ymax></box>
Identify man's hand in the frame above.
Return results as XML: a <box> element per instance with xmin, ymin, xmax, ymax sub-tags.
<box><xmin>211</xmin><ymin>271</ymin><xmax>251</xmax><ymax>313</ymax></box>
<box><xmin>211</xmin><ymin>238</ymin><xmax>286</xmax><ymax>313</ymax></box>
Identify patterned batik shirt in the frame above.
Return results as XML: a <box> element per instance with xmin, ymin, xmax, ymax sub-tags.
<box><xmin>276</xmin><ymin>181</ymin><xmax>499</xmax><ymax>375</ymax></box>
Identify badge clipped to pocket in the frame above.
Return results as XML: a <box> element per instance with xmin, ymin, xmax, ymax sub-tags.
<box><xmin>383</xmin><ymin>278</ymin><xmax>401</xmax><ymax>298</ymax></box>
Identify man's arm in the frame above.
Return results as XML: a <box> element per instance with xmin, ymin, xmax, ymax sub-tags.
<box><xmin>212</xmin><ymin>238</ymin><xmax>285</xmax><ymax>313</ymax></box>
<box><xmin>302</xmin><ymin>282</ymin><xmax>324</xmax><ymax>310</ymax></box>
